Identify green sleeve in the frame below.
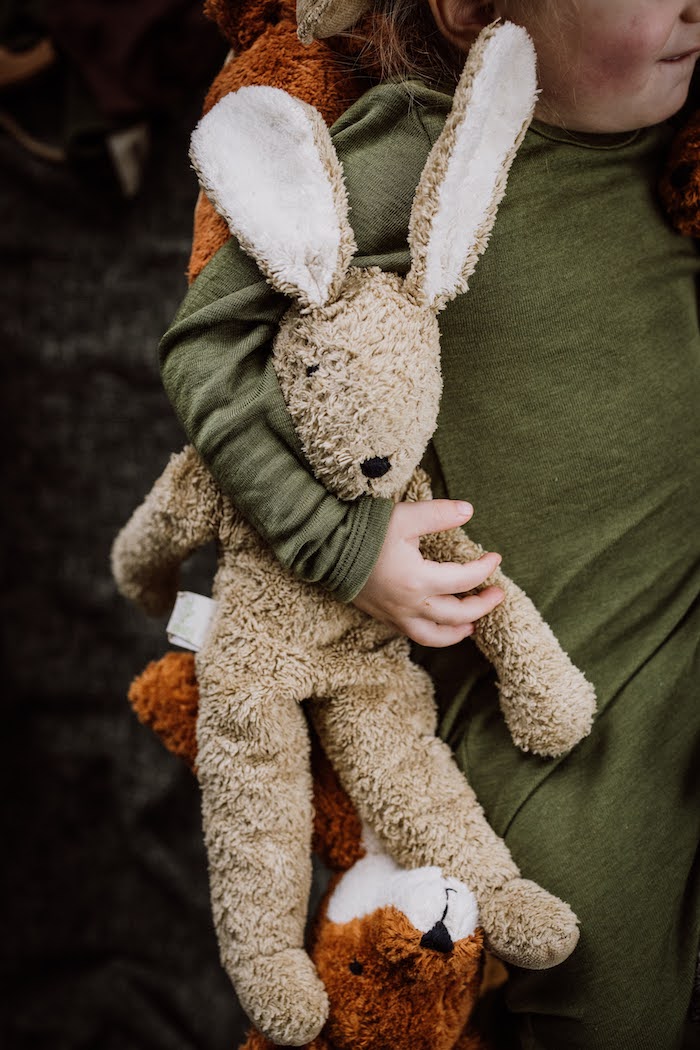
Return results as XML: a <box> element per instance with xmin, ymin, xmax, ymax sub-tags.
<box><xmin>159</xmin><ymin>81</ymin><xmax>443</xmax><ymax>601</ymax></box>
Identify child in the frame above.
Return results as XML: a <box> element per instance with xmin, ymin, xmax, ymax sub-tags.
<box><xmin>159</xmin><ymin>1</ymin><xmax>700</xmax><ymax>1046</ymax></box>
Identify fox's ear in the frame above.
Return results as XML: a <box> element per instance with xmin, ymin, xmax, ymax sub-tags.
<box><xmin>190</xmin><ymin>86</ymin><xmax>356</xmax><ymax>309</ymax></box>
<box><xmin>296</xmin><ymin>0</ymin><xmax>370</xmax><ymax>43</ymax></box>
<box><xmin>405</xmin><ymin>21</ymin><xmax>538</xmax><ymax>311</ymax></box>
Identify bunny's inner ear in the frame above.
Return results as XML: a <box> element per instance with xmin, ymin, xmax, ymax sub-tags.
<box><xmin>405</xmin><ymin>22</ymin><xmax>538</xmax><ymax>311</ymax></box>
<box><xmin>296</xmin><ymin>0</ymin><xmax>371</xmax><ymax>43</ymax></box>
<box><xmin>190</xmin><ymin>87</ymin><xmax>356</xmax><ymax>308</ymax></box>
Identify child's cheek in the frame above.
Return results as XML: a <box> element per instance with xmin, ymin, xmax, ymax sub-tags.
<box><xmin>578</xmin><ymin>12</ymin><xmax>673</xmax><ymax>91</ymax></box>
<box><xmin>575</xmin><ymin>25</ymin><xmax>659</xmax><ymax>96</ymax></box>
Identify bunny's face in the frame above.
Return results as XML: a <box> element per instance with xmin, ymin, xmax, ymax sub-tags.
<box><xmin>273</xmin><ymin>270</ymin><xmax>441</xmax><ymax>501</ymax></box>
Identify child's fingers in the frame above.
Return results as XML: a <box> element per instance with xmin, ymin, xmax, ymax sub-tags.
<box><xmin>395</xmin><ymin>498</ymin><xmax>473</xmax><ymax>539</ymax></box>
<box><xmin>422</xmin><ymin>585</ymin><xmax>505</xmax><ymax>627</ymax></box>
<box><xmin>351</xmin><ymin>500</ymin><xmax>505</xmax><ymax>649</ymax></box>
<box><xmin>426</xmin><ymin>551</ymin><xmax>503</xmax><ymax>594</ymax></box>
<box><xmin>405</xmin><ymin>618</ymin><xmax>477</xmax><ymax>649</ymax></box>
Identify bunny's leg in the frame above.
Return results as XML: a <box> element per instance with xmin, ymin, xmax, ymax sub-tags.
<box><xmin>195</xmin><ymin>641</ymin><xmax>328</xmax><ymax>1046</ymax></box>
<box><xmin>310</xmin><ymin>637</ymin><xmax>579</xmax><ymax>970</ymax></box>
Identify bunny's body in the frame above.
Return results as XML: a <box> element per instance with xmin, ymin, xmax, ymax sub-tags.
<box><xmin>114</xmin><ymin>445</ymin><xmax>576</xmax><ymax>1046</ymax></box>
<box><xmin>113</xmin><ymin>25</ymin><xmax>595</xmax><ymax>1046</ymax></box>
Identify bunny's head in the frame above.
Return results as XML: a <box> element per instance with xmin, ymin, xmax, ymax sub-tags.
<box><xmin>272</xmin><ymin>269</ymin><xmax>442</xmax><ymax>499</ymax></box>
<box><xmin>190</xmin><ymin>21</ymin><xmax>537</xmax><ymax>500</ymax></box>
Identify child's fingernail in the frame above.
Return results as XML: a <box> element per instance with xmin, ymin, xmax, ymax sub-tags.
<box><xmin>456</xmin><ymin>501</ymin><xmax>473</xmax><ymax>517</ymax></box>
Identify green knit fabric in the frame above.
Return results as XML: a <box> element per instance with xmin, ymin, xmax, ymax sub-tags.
<box><xmin>160</xmin><ymin>80</ymin><xmax>700</xmax><ymax>1048</ymax></box>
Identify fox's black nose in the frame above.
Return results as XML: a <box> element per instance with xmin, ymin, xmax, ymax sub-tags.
<box><xmin>420</xmin><ymin>920</ymin><xmax>453</xmax><ymax>954</ymax></box>
<box><xmin>361</xmin><ymin>456</ymin><xmax>391</xmax><ymax>479</ymax></box>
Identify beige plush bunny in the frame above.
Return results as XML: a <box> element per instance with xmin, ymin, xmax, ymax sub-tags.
<box><xmin>112</xmin><ymin>24</ymin><xmax>595</xmax><ymax>1047</ymax></box>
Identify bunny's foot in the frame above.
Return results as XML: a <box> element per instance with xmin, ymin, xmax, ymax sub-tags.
<box><xmin>479</xmin><ymin>878</ymin><xmax>579</xmax><ymax>970</ymax></box>
<box><xmin>235</xmin><ymin>948</ymin><xmax>329</xmax><ymax>1046</ymax></box>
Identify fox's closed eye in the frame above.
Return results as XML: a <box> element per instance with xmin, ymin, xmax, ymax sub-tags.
<box><xmin>306</xmin><ymin>364</ymin><xmax>320</xmax><ymax>376</ymax></box>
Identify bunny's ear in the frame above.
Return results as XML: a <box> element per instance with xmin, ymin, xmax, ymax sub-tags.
<box><xmin>190</xmin><ymin>86</ymin><xmax>356</xmax><ymax>309</ymax></box>
<box><xmin>296</xmin><ymin>0</ymin><xmax>371</xmax><ymax>43</ymax></box>
<box><xmin>405</xmin><ymin>22</ymin><xmax>538</xmax><ymax>311</ymax></box>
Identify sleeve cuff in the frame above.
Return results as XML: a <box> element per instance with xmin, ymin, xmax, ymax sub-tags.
<box><xmin>326</xmin><ymin>496</ymin><xmax>393</xmax><ymax>603</ymax></box>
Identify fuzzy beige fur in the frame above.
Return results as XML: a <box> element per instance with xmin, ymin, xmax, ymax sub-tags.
<box><xmin>296</xmin><ymin>0</ymin><xmax>369</xmax><ymax>43</ymax></box>
<box><xmin>112</xmin><ymin>25</ymin><xmax>594</xmax><ymax>1046</ymax></box>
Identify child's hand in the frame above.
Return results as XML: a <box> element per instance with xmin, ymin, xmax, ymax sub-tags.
<box><xmin>352</xmin><ymin>500</ymin><xmax>504</xmax><ymax>648</ymax></box>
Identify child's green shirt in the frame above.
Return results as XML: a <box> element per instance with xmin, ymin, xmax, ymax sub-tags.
<box><xmin>160</xmin><ymin>79</ymin><xmax>700</xmax><ymax>1047</ymax></box>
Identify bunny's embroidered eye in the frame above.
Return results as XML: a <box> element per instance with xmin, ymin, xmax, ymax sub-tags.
<box><xmin>349</xmin><ymin>959</ymin><xmax>363</xmax><ymax>975</ymax></box>
<box><xmin>306</xmin><ymin>364</ymin><xmax>320</xmax><ymax>376</ymax></box>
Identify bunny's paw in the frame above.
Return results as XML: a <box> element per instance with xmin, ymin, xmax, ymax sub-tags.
<box><xmin>236</xmin><ymin>948</ymin><xmax>329</xmax><ymax>1046</ymax></box>
<box><xmin>500</xmin><ymin>668</ymin><xmax>596</xmax><ymax>758</ymax></box>
<box><xmin>479</xmin><ymin>878</ymin><xmax>579</xmax><ymax>970</ymax></box>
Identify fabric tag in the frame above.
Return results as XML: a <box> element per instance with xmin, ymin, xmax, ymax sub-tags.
<box><xmin>166</xmin><ymin>591</ymin><xmax>217</xmax><ymax>652</ymax></box>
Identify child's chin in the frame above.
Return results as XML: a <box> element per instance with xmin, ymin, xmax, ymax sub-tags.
<box><xmin>652</xmin><ymin>68</ymin><xmax>696</xmax><ymax>122</ymax></box>
<box><xmin>546</xmin><ymin>77</ymin><xmax>695</xmax><ymax>134</ymax></box>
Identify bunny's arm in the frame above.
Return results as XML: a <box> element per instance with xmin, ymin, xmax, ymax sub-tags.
<box><xmin>406</xmin><ymin>470</ymin><xmax>595</xmax><ymax>757</ymax></box>
<box><xmin>425</xmin><ymin>515</ymin><xmax>596</xmax><ymax>756</ymax></box>
<box><xmin>111</xmin><ymin>445</ymin><xmax>222</xmax><ymax>616</ymax></box>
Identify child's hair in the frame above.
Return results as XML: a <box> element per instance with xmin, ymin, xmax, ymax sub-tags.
<box><xmin>351</xmin><ymin>2</ymin><xmax>561</xmax><ymax>91</ymax></box>
<box><xmin>353</xmin><ymin>0</ymin><xmax>467</xmax><ymax>87</ymax></box>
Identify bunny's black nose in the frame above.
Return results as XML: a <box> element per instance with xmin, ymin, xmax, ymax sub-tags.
<box><xmin>420</xmin><ymin>920</ymin><xmax>453</xmax><ymax>954</ymax></box>
<box><xmin>361</xmin><ymin>456</ymin><xmax>391</xmax><ymax>479</ymax></box>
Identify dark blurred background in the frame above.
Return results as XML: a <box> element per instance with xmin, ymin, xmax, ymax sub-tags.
<box><xmin>1</xmin><ymin>2</ymin><xmax>253</xmax><ymax>1046</ymax></box>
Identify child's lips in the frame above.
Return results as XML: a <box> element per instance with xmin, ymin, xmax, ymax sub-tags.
<box><xmin>660</xmin><ymin>47</ymin><xmax>700</xmax><ymax>63</ymax></box>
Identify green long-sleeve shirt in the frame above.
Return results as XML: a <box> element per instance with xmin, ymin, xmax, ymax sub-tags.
<box><xmin>160</xmin><ymin>79</ymin><xmax>700</xmax><ymax>1046</ymax></box>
